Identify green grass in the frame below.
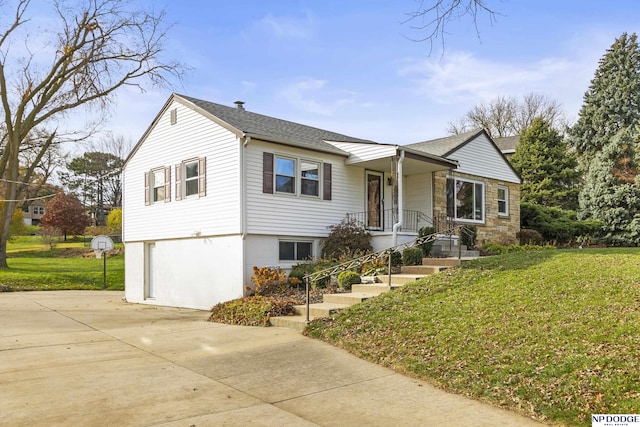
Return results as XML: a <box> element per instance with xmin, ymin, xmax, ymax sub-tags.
<box><xmin>306</xmin><ymin>248</ymin><xmax>640</xmax><ymax>426</ymax></box>
<box><xmin>2</xmin><ymin>236</ymin><xmax>124</xmax><ymax>291</ymax></box>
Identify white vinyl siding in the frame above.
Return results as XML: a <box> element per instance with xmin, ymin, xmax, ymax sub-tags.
<box><xmin>245</xmin><ymin>140</ymin><xmax>362</xmax><ymax>237</ymax></box>
<box><xmin>446</xmin><ymin>133</ymin><xmax>520</xmax><ymax>183</ymax></box>
<box><xmin>123</xmin><ymin>100</ymin><xmax>241</xmax><ymax>242</ymax></box>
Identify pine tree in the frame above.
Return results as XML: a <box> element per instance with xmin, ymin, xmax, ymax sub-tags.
<box><xmin>578</xmin><ymin>128</ymin><xmax>640</xmax><ymax>245</ymax></box>
<box><xmin>569</xmin><ymin>33</ymin><xmax>640</xmax><ymax>160</ymax></box>
<box><xmin>511</xmin><ymin>118</ymin><xmax>580</xmax><ymax>210</ymax></box>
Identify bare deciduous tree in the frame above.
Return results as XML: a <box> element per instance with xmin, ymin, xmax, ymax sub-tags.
<box><xmin>0</xmin><ymin>0</ymin><xmax>185</xmax><ymax>268</ymax></box>
<box><xmin>404</xmin><ymin>0</ymin><xmax>500</xmax><ymax>54</ymax></box>
<box><xmin>447</xmin><ymin>93</ymin><xmax>566</xmax><ymax>138</ymax></box>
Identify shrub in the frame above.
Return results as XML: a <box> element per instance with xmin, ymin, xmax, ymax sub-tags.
<box><xmin>337</xmin><ymin>270</ymin><xmax>361</xmax><ymax>290</ymax></box>
<box><xmin>390</xmin><ymin>250</ymin><xmax>402</xmax><ymax>267</ymax></box>
<box><xmin>321</xmin><ymin>218</ymin><xmax>372</xmax><ymax>260</ymax></box>
<box><xmin>402</xmin><ymin>247</ymin><xmax>423</xmax><ymax>266</ymax></box>
<box><xmin>520</xmin><ymin>202</ymin><xmax>603</xmax><ymax>245</ymax></box>
<box><xmin>38</xmin><ymin>226</ymin><xmax>62</xmax><ymax>250</ymax></box>
<box><xmin>249</xmin><ymin>266</ymin><xmax>288</xmax><ymax>296</ymax></box>
<box><xmin>418</xmin><ymin>226</ymin><xmax>436</xmax><ymax>256</ymax></box>
<box><xmin>289</xmin><ymin>260</ymin><xmax>334</xmax><ymax>289</ymax></box>
<box><xmin>517</xmin><ymin>229</ymin><xmax>544</xmax><ymax>245</ymax></box>
<box><xmin>107</xmin><ymin>208</ymin><xmax>122</xmax><ymax>232</ymax></box>
<box><xmin>208</xmin><ymin>295</ymin><xmax>297</xmax><ymax>327</ymax></box>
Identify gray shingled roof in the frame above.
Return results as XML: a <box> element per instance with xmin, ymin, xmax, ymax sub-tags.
<box><xmin>177</xmin><ymin>94</ymin><xmax>378</xmax><ymax>156</ymax></box>
<box><xmin>494</xmin><ymin>135</ymin><xmax>520</xmax><ymax>153</ymax></box>
<box><xmin>406</xmin><ymin>129</ymin><xmax>484</xmax><ymax>156</ymax></box>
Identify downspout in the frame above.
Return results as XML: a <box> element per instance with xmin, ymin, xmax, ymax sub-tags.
<box><xmin>241</xmin><ymin>135</ymin><xmax>251</xmax><ymax>240</ymax></box>
<box><xmin>241</xmin><ymin>135</ymin><xmax>251</xmax><ymax>296</ymax></box>
<box><xmin>392</xmin><ymin>149</ymin><xmax>405</xmax><ymax>246</ymax></box>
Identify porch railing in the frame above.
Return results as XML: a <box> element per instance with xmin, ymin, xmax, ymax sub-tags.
<box><xmin>346</xmin><ymin>210</ymin><xmax>456</xmax><ymax>233</ymax></box>
<box><xmin>302</xmin><ymin>224</ymin><xmax>466</xmax><ymax>323</ymax></box>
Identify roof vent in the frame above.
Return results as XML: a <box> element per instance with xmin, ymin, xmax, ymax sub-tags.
<box><xmin>234</xmin><ymin>100</ymin><xmax>245</xmax><ymax>111</ymax></box>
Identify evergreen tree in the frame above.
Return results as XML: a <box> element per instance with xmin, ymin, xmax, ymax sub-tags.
<box><xmin>578</xmin><ymin>128</ymin><xmax>640</xmax><ymax>245</ymax></box>
<box><xmin>569</xmin><ymin>33</ymin><xmax>640</xmax><ymax>160</ymax></box>
<box><xmin>511</xmin><ymin>118</ymin><xmax>580</xmax><ymax>210</ymax></box>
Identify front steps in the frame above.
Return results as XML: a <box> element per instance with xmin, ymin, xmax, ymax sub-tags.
<box><xmin>432</xmin><ymin>237</ymin><xmax>480</xmax><ymax>258</ymax></box>
<box><xmin>270</xmin><ymin>256</ymin><xmax>468</xmax><ymax>332</ymax></box>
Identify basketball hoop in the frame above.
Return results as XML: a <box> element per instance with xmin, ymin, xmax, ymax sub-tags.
<box><xmin>90</xmin><ymin>235</ymin><xmax>115</xmax><ymax>289</ymax></box>
<box><xmin>94</xmin><ymin>249</ymin><xmax>104</xmax><ymax>259</ymax></box>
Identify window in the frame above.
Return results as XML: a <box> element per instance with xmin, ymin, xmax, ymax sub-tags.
<box><xmin>498</xmin><ymin>185</ymin><xmax>509</xmax><ymax>216</ymax></box>
<box><xmin>33</xmin><ymin>206</ymin><xmax>45</xmax><ymax>215</ymax></box>
<box><xmin>175</xmin><ymin>158</ymin><xmax>206</xmax><ymax>200</ymax></box>
<box><xmin>152</xmin><ymin>169</ymin><xmax>167</xmax><ymax>202</ymax></box>
<box><xmin>184</xmin><ymin>161</ymin><xmax>199</xmax><ymax>196</ymax></box>
<box><xmin>301</xmin><ymin>161</ymin><xmax>319</xmax><ymax>196</ymax></box>
<box><xmin>145</xmin><ymin>167</ymin><xmax>171</xmax><ymax>205</ymax></box>
<box><xmin>279</xmin><ymin>241</ymin><xmax>313</xmax><ymax>261</ymax></box>
<box><xmin>275</xmin><ymin>157</ymin><xmax>296</xmax><ymax>194</ymax></box>
<box><xmin>263</xmin><ymin>153</ymin><xmax>331</xmax><ymax>199</ymax></box>
<box><xmin>446</xmin><ymin>177</ymin><xmax>484</xmax><ymax>222</ymax></box>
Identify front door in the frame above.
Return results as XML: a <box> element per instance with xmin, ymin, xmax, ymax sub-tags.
<box><xmin>366</xmin><ymin>172</ymin><xmax>384</xmax><ymax>229</ymax></box>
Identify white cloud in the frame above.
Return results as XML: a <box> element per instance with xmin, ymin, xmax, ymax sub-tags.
<box><xmin>397</xmin><ymin>49</ymin><xmax>599</xmax><ymax>117</ymax></box>
<box><xmin>278</xmin><ymin>78</ymin><xmax>356</xmax><ymax>116</ymax></box>
<box><xmin>256</xmin><ymin>12</ymin><xmax>315</xmax><ymax>39</ymax></box>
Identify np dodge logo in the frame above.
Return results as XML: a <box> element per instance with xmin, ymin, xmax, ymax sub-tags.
<box><xmin>592</xmin><ymin>414</ymin><xmax>640</xmax><ymax>427</ymax></box>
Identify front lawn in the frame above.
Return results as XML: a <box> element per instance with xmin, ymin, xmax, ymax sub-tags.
<box><xmin>306</xmin><ymin>248</ymin><xmax>640</xmax><ymax>426</ymax></box>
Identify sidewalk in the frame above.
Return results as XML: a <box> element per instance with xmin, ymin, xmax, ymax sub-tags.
<box><xmin>0</xmin><ymin>291</ymin><xmax>544</xmax><ymax>426</ymax></box>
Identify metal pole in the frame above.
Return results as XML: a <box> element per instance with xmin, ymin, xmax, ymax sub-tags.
<box><xmin>305</xmin><ymin>276</ymin><xmax>310</xmax><ymax>323</ymax></box>
<box><xmin>388</xmin><ymin>249</ymin><xmax>392</xmax><ymax>286</ymax></box>
<box><xmin>102</xmin><ymin>251</ymin><xmax>107</xmax><ymax>289</ymax></box>
<box><xmin>458</xmin><ymin>228</ymin><xmax>462</xmax><ymax>260</ymax></box>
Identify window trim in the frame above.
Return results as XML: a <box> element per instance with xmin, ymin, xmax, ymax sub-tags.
<box><xmin>145</xmin><ymin>167</ymin><xmax>171</xmax><ymax>205</ymax></box>
<box><xmin>278</xmin><ymin>240</ymin><xmax>314</xmax><ymax>262</ymax></box>
<box><xmin>175</xmin><ymin>157</ymin><xmax>206</xmax><ymax>201</ymax></box>
<box><xmin>497</xmin><ymin>185</ymin><xmax>509</xmax><ymax>217</ymax></box>
<box><xmin>446</xmin><ymin>176</ymin><xmax>485</xmax><ymax>223</ymax></box>
<box><xmin>265</xmin><ymin>153</ymin><xmax>330</xmax><ymax>199</ymax></box>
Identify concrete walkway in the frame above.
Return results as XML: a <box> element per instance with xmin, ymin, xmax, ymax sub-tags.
<box><xmin>0</xmin><ymin>291</ymin><xmax>544</xmax><ymax>426</ymax></box>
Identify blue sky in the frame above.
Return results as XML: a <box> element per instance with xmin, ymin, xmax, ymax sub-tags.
<box><xmin>102</xmin><ymin>1</ymin><xmax>640</xmax><ymax>145</ymax></box>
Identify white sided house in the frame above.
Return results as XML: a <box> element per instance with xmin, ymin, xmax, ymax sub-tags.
<box><xmin>123</xmin><ymin>94</ymin><xmax>515</xmax><ymax>310</ymax></box>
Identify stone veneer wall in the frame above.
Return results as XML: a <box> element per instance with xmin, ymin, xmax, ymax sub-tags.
<box><xmin>432</xmin><ymin>171</ymin><xmax>520</xmax><ymax>247</ymax></box>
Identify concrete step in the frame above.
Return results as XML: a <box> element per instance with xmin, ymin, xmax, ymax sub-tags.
<box><xmin>421</xmin><ymin>258</ymin><xmax>462</xmax><ymax>267</ymax></box>
<box><xmin>400</xmin><ymin>265</ymin><xmax>448</xmax><ymax>274</ymax></box>
<box><xmin>351</xmin><ymin>283</ymin><xmax>402</xmax><ymax>295</ymax></box>
<box><xmin>269</xmin><ymin>315</ymin><xmax>310</xmax><ymax>332</ymax></box>
<box><xmin>293</xmin><ymin>302</ymin><xmax>350</xmax><ymax>317</ymax></box>
<box><xmin>376</xmin><ymin>274</ymin><xmax>424</xmax><ymax>285</ymax></box>
<box><xmin>323</xmin><ymin>292</ymin><xmax>374</xmax><ymax>305</ymax></box>
<box><xmin>436</xmin><ymin>249</ymin><xmax>480</xmax><ymax>258</ymax></box>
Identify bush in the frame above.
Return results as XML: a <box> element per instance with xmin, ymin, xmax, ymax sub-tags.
<box><xmin>321</xmin><ymin>218</ymin><xmax>372</xmax><ymax>260</ymax></box>
<box><xmin>517</xmin><ymin>229</ymin><xmax>544</xmax><ymax>245</ymax></box>
<box><xmin>289</xmin><ymin>260</ymin><xmax>335</xmax><ymax>289</ymax></box>
<box><xmin>337</xmin><ymin>270</ymin><xmax>361</xmax><ymax>290</ymax></box>
<box><xmin>402</xmin><ymin>247</ymin><xmax>423</xmax><ymax>266</ymax></box>
<box><xmin>520</xmin><ymin>202</ymin><xmax>602</xmax><ymax>245</ymax></box>
<box><xmin>390</xmin><ymin>250</ymin><xmax>402</xmax><ymax>267</ymax></box>
<box><xmin>249</xmin><ymin>266</ymin><xmax>289</xmax><ymax>296</ymax></box>
<box><xmin>418</xmin><ymin>226</ymin><xmax>436</xmax><ymax>256</ymax></box>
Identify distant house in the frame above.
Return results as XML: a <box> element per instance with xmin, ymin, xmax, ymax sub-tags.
<box><xmin>407</xmin><ymin>129</ymin><xmax>521</xmax><ymax>246</ymax></box>
<box><xmin>494</xmin><ymin>135</ymin><xmax>520</xmax><ymax>160</ymax></box>
<box><xmin>21</xmin><ymin>201</ymin><xmax>46</xmax><ymax>226</ymax></box>
<box><xmin>122</xmin><ymin>95</ymin><xmax>519</xmax><ymax>310</ymax></box>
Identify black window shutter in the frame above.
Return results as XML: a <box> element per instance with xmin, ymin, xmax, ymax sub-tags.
<box><xmin>323</xmin><ymin>163</ymin><xmax>332</xmax><ymax>200</ymax></box>
<box><xmin>263</xmin><ymin>152</ymin><xmax>274</xmax><ymax>194</ymax></box>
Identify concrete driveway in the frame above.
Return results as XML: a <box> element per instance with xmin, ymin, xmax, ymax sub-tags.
<box><xmin>0</xmin><ymin>291</ymin><xmax>543</xmax><ymax>426</ymax></box>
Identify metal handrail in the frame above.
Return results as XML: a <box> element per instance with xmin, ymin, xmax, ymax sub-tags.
<box><xmin>302</xmin><ymin>224</ymin><xmax>465</xmax><ymax>322</ymax></box>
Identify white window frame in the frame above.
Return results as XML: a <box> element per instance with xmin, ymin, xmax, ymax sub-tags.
<box><xmin>447</xmin><ymin>176</ymin><xmax>485</xmax><ymax>223</ymax></box>
<box><xmin>275</xmin><ymin>156</ymin><xmax>297</xmax><ymax>195</ymax></box>
<box><xmin>278</xmin><ymin>240</ymin><xmax>314</xmax><ymax>262</ymax></box>
<box><xmin>33</xmin><ymin>206</ymin><xmax>45</xmax><ymax>215</ymax></box>
<box><xmin>183</xmin><ymin>159</ymin><xmax>200</xmax><ymax>198</ymax></box>
<box><xmin>300</xmin><ymin>160</ymin><xmax>320</xmax><ymax>197</ymax></box>
<box><xmin>498</xmin><ymin>185</ymin><xmax>509</xmax><ymax>217</ymax></box>
<box><xmin>151</xmin><ymin>168</ymin><xmax>167</xmax><ymax>203</ymax></box>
